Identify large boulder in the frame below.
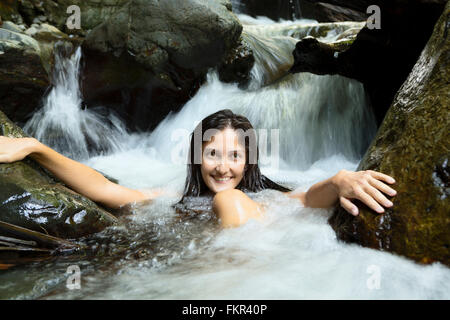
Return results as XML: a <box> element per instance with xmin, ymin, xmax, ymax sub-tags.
<box><xmin>299</xmin><ymin>1</ymin><xmax>367</xmax><ymax>22</ymax></box>
<box><xmin>0</xmin><ymin>28</ymin><xmax>49</xmax><ymax>126</ymax></box>
<box><xmin>328</xmin><ymin>2</ymin><xmax>450</xmax><ymax>266</ymax></box>
<box><xmin>16</xmin><ymin>0</ymin><xmax>129</xmax><ymax>35</ymax></box>
<box><xmin>0</xmin><ymin>110</ymin><xmax>118</xmax><ymax>239</ymax></box>
<box><xmin>81</xmin><ymin>0</ymin><xmax>243</xmax><ymax>131</ymax></box>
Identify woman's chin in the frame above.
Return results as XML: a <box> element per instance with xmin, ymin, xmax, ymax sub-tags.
<box><xmin>210</xmin><ymin>183</ymin><xmax>235</xmax><ymax>194</ymax></box>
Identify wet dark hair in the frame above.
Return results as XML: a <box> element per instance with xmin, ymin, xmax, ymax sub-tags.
<box><xmin>178</xmin><ymin>109</ymin><xmax>291</xmax><ymax>204</ymax></box>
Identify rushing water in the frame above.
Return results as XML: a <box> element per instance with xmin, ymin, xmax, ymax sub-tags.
<box><xmin>23</xmin><ymin>47</ymin><xmax>128</xmax><ymax>160</ymax></box>
<box><xmin>3</xmin><ymin>15</ymin><xmax>450</xmax><ymax>300</ymax></box>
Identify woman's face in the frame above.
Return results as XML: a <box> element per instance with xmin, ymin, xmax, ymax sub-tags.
<box><xmin>201</xmin><ymin>128</ymin><xmax>246</xmax><ymax>194</ymax></box>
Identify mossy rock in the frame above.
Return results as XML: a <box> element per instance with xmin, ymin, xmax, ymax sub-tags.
<box><xmin>0</xmin><ymin>110</ymin><xmax>118</xmax><ymax>239</ymax></box>
<box><xmin>328</xmin><ymin>2</ymin><xmax>450</xmax><ymax>266</ymax></box>
<box><xmin>0</xmin><ymin>0</ymin><xmax>20</xmax><ymax>22</ymax></box>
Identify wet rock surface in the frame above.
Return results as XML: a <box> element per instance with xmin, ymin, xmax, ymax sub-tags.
<box><xmin>328</xmin><ymin>2</ymin><xmax>450</xmax><ymax>266</ymax></box>
<box><xmin>218</xmin><ymin>36</ymin><xmax>255</xmax><ymax>86</ymax></box>
<box><xmin>0</xmin><ymin>28</ymin><xmax>49</xmax><ymax>125</ymax></box>
<box><xmin>81</xmin><ymin>0</ymin><xmax>243</xmax><ymax>131</ymax></box>
<box><xmin>0</xmin><ymin>110</ymin><xmax>118</xmax><ymax>240</ymax></box>
<box><xmin>236</xmin><ymin>0</ymin><xmax>367</xmax><ymax>22</ymax></box>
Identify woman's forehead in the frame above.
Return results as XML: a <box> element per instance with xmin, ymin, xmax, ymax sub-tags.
<box><xmin>202</xmin><ymin>128</ymin><xmax>246</xmax><ymax>150</ymax></box>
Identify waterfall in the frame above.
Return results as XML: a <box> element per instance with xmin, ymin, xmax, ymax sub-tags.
<box><xmin>23</xmin><ymin>16</ymin><xmax>376</xmax><ymax>175</ymax></box>
<box><xmin>24</xmin><ymin>46</ymin><xmax>128</xmax><ymax>160</ymax></box>
<box><xmin>146</xmin><ymin>18</ymin><xmax>376</xmax><ymax>172</ymax></box>
<box><xmin>230</xmin><ymin>0</ymin><xmax>244</xmax><ymax>13</ymax></box>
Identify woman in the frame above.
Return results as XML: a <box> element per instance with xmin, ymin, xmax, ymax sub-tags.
<box><xmin>0</xmin><ymin>109</ymin><xmax>397</xmax><ymax>228</ymax></box>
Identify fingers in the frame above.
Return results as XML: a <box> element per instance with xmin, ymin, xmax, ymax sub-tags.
<box><xmin>339</xmin><ymin>170</ymin><xmax>398</xmax><ymax>217</ymax></box>
<box><xmin>354</xmin><ymin>187</ymin><xmax>385</xmax><ymax>213</ymax></box>
<box><xmin>367</xmin><ymin>170</ymin><xmax>396</xmax><ymax>184</ymax></box>
<box><xmin>340</xmin><ymin>196</ymin><xmax>359</xmax><ymax>216</ymax></box>
<box><xmin>368</xmin><ymin>176</ymin><xmax>397</xmax><ymax>197</ymax></box>
<box><xmin>363</xmin><ymin>184</ymin><xmax>393</xmax><ymax>209</ymax></box>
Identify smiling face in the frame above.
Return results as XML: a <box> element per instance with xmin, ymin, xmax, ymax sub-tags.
<box><xmin>200</xmin><ymin>128</ymin><xmax>247</xmax><ymax>194</ymax></box>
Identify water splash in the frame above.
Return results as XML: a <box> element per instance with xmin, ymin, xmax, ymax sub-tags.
<box><xmin>145</xmin><ymin>18</ymin><xmax>375</xmax><ymax>171</ymax></box>
<box><xmin>24</xmin><ymin>46</ymin><xmax>128</xmax><ymax>160</ymax></box>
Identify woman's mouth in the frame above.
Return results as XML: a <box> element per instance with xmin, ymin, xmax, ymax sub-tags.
<box><xmin>212</xmin><ymin>176</ymin><xmax>233</xmax><ymax>183</ymax></box>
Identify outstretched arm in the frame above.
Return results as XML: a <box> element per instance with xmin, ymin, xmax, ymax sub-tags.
<box><xmin>287</xmin><ymin>169</ymin><xmax>397</xmax><ymax>216</ymax></box>
<box><xmin>0</xmin><ymin>136</ymin><xmax>152</xmax><ymax>209</ymax></box>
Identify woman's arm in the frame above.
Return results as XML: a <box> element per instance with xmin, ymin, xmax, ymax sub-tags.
<box><xmin>287</xmin><ymin>169</ymin><xmax>397</xmax><ymax>216</ymax></box>
<box><xmin>0</xmin><ymin>136</ymin><xmax>151</xmax><ymax>209</ymax></box>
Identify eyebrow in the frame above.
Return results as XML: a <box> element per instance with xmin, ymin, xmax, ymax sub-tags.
<box><xmin>203</xmin><ymin>148</ymin><xmax>244</xmax><ymax>153</ymax></box>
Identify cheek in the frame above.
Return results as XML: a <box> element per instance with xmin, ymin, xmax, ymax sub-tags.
<box><xmin>200</xmin><ymin>162</ymin><xmax>212</xmax><ymax>178</ymax></box>
<box><xmin>232</xmin><ymin>162</ymin><xmax>246</xmax><ymax>178</ymax></box>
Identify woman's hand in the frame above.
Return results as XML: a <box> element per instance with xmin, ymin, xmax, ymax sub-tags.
<box><xmin>0</xmin><ymin>136</ymin><xmax>38</xmax><ymax>163</ymax></box>
<box><xmin>332</xmin><ymin>169</ymin><xmax>397</xmax><ymax>216</ymax></box>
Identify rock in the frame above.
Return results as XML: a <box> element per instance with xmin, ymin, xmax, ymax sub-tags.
<box><xmin>1</xmin><ymin>21</ymin><xmax>23</xmax><ymax>34</ymax></box>
<box><xmin>235</xmin><ymin>0</ymin><xmax>302</xmax><ymax>20</ymax></box>
<box><xmin>290</xmin><ymin>0</ymin><xmax>447</xmax><ymax>126</ymax></box>
<box><xmin>0</xmin><ymin>20</ymin><xmax>82</xmax><ymax>125</ymax></box>
<box><xmin>0</xmin><ymin>110</ymin><xmax>118</xmax><ymax>239</ymax></box>
<box><xmin>299</xmin><ymin>1</ymin><xmax>367</xmax><ymax>22</ymax></box>
<box><xmin>290</xmin><ymin>37</ymin><xmax>341</xmax><ymax>75</ymax></box>
<box><xmin>236</xmin><ymin>0</ymin><xmax>366</xmax><ymax>22</ymax></box>
<box><xmin>0</xmin><ymin>28</ymin><xmax>49</xmax><ymax>125</ymax></box>
<box><xmin>81</xmin><ymin>0</ymin><xmax>242</xmax><ymax>131</ymax></box>
<box><xmin>218</xmin><ymin>36</ymin><xmax>255</xmax><ymax>86</ymax></box>
<box><xmin>25</xmin><ymin>23</ymin><xmax>81</xmax><ymax>76</ymax></box>
<box><xmin>0</xmin><ymin>0</ymin><xmax>21</xmax><ymax>24</ymax></box>
<box><xmin>328</xmin><ymin>2</ymin><xmax>450</xmax><ymax>267</ymax></box>
<box><xmin>17</xmin><ymin>0</ymin><xmax>130</xmax><ymax>36</ymax></box>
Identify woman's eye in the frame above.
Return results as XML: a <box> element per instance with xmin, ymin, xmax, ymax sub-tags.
<box><xmin>231</xmin><ymin>151</ymin><xmax>242</xmax><ymax>160</ymax></box>
<box><xmin>208</xmin><ymin>149</ymin><xmax>216</xmax><ymax>157</ymax></box>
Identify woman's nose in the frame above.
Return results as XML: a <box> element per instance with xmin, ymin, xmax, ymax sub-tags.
<box><xmin>216</xmin><ymin>162</ymin><xmax>230</xmax><ymax>174</ymax></box>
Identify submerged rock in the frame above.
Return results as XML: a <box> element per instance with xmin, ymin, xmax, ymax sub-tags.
<box><xmin>81</xmin><ymin>0</ymin><xmax>242</xmax><ymax>131</ymax></box>
<box><xmin>0</xmin><ymin>110</ymin><xmax>118</xmax><ymax>239</ymax></box>
<box><xmin>328</xmin><ymin>2</ymin><xmax>450</xmax><ymax>266</ymax></box>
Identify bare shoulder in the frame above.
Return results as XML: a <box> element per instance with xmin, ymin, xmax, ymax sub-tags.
<box><xmin>212</xmin><ymin>189</ymin><xmax>264</xmax><ymax>228</ymax></box>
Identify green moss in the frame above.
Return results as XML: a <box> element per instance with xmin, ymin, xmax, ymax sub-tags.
<box><xmin>328</xmin><ymin>2</ymin><xmax>450</xmax><ymax>267</ymax></box>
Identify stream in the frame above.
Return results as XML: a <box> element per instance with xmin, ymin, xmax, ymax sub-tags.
<box><xmin>1</xmin><ymin>13</ymin><xmax>449</xmax><ymax>300</ymax></box>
